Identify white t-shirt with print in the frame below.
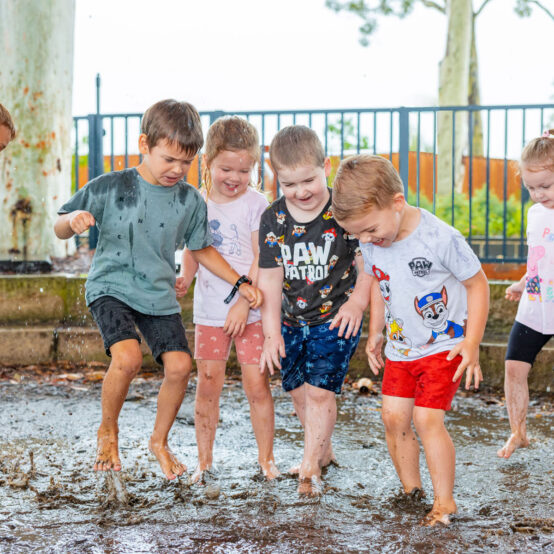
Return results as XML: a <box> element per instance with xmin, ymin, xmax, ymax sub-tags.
<box><xmin>193</xmin><ymin>187</ymin><xmax>269</xmax><ymax>326</ymax></box>
<box><xmin>515</xmin><ymin>203</ymin><xmax>554</xmax><ymax>334</ymax></box>
<box><xmin>360</xmin><ymin>209</ymin><xmax>482</xmax><ymax>362</ymax></box>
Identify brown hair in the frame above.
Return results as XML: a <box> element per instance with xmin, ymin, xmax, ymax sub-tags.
<box><xmin>269</xmin><ymin>125</ymin><xmax>325</xmax><ymax>171</ymax></box>
<box><xmin>141</xmin><ymin>99</ymin><xmax>203</xmax><ymax>154</ymax></box>
<box><xmin>0</xmin><ymin>103</ymin><xmax>16</xmax><ymax>140</ymax></box>
<box><xmin>203</xmin><ymin>116</ymin><xmax>261</xmax><ymax>195</ymax></box>
<box><xmin>332</xmin><ymin>154</ymin><xmax>404</xmax><ymax>221</ymax></box>
<box><xmin>521</xmin><ymin>129</ymin><xmax>554</xmax><ymax>172</ymax></box>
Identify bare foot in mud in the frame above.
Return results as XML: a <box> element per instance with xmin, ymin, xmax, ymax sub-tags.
<box><xmin>420</xmin><ymin>502</ymin><xmax>457</xmax><ymax>527</ymax></box>
<box><xmin>298</xmin><ymin>475</ymin><xmax>323</xmax><ymax>497</ymax></box>
<box><xmin>288</xmin><ymin>452</ymin><xmax>337</xmax><ymax>475</ymax></box>
<box><xmin>148</xmin><ymin>440</ymin><xmax>187</xmax><ymax>480</ymax></box>
<box><xmin>189</xmin><ymin>464</ymin><xmax>211</xmax><ymax>485</ymax></box>
<box><xmin>94</xmin><ymin>428</ymin><xmax>121</xmax><ymax>472</ymax></box>
<box><xmin>260</xmin><ymin>460</ymin><xmax>281</xmax><ymax>480</ymax></box>
<box><xmin>406</xmin><ymin>487</ymin><xmax>426</xmax><ymax>501</ymax></box>
<box><xmin>497</xmin><ymin>433</ymin><xmax>529</xmax><ymax>459</ymax></box>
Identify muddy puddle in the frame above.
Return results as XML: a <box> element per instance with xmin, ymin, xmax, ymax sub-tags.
<box><xmin>0</xmin><ymin>376</ymin><xmax>552</xmax><ymax>553</ymax></box>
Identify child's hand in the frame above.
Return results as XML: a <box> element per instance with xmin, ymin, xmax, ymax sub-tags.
<box><xmin>505</xmin><ymin>282</ymin><xmax>524</xmax><ymax>302</ymax></box>
<box><xmin>238</xmin><ymin>283</ymin><xmax>263</xmax><ymax>309</ymax></box>
<box><xmin>329</xmin><ymin>299</ymin><xmax>363</xmax><ymax>339</ymax></box>
<box><xmin>447</xmin><ymin>339</ymin><xmax>483</xmax><ymax>390</ymax></box>
<box><xmin>366</xmin><ymin>333</ymin><xmax>384</xmax><ymax>376</ymax></box>
<box><xmin>69</xmin><ymin>210</ymin><xmax>95</xmax><ymax>235</ymax></box>
<box><xmin>223</xmin><ymin>301</ymin><xmax>249</xmax><ymax>338</ymax></box>
<box><xmin>259</xmin><ymin>335</ymin><xmax>285</xmax><ymax>375</ymax></box>
<box><xmin>175</xmin><ymin>276</ymin><xmax>189</xmax><ymax>298</ymax></box>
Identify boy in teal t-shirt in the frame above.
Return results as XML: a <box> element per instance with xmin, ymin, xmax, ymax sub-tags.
<box><xmin>55</xmin><ymin>100</ymin><xmax>262</xmax><ymax>480</ymax></box>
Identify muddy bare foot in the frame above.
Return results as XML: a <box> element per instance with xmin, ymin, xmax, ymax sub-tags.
<box><xmin>260</xmin><ymin>459</ymin><xmax>280</xmax><ymax>480</ymax></box>
<box><xmin>497</xmin><ymin>433</ymin><xmax>530</xmax><ymax>459</ymax></box>
<box><xmin>420</xmin><ymin>502</ymin><xmax>457</xmax><ymax>527</ymax></box>
<box><xmin>407</xmin><ymin>487</ymin><xmax>426</xmax><ymax>501</ymax></box>
<box><xmin>288</xmin><ymin>463</ymin><xmax>301</xmax><ymax>475</ymax></box>
<box><xmin>189</xmin><ymin>464</ymin><xmax>212</xmax><ymax>485</ymax></box>
<box><xmin>94</xmin><ymin>428</ymin><xmax>121</xmax><ymax>472</ymax></box>
<box><xmin>298</xmin><ymin>475</ymin><xmax>323</xmax><ymax>497</ymax></box>
<box><xmin>148</xmin><ymin>440</ymin><xmax>186</xmax><ymax>480</ymax></box>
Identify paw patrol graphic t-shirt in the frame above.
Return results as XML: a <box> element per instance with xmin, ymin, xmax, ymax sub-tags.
<box><xmin>359</xmin><ymin>209</ymin><xmax>482</xmax><ymax>362</ymax></box>
<box><xmin>259</xmin><ymin>190</ymin><xmax>360</xmax><ymax>327</ymax></box>
<box><xmin>515</xmin><ymin>203</ymin><xmax>554</xmax><ymax>334</ymax></box>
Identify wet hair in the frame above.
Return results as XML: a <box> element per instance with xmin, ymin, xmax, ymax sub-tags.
<box><xmin>332</xmin><ymin>154</ymin><xmax>404</xmax><ymax>221</ymax></box>
<box><xmin>203</xmin><ymin>116</ymin><xmax>261</xmax><ymax>195</ymax></box>
<box><xmin>269</xmin><ymin>125</ymin><xmax>325</xmax><ymax>171</ymax></box>
<box><xmin>0</xmin><ymin>103</ymin><xmax>16</xmax><ymax>140</ymax></box>
<box><xmin>141</xmin><ymin>99</ymin><xmax>203</xmax><ymax>154</ymax></box>
<box><xmin>521</xmin><ymin>129</ymin><xmax>554</xmax><ymax>173</ymax></box>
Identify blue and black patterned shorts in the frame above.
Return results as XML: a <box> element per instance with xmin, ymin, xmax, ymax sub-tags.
<box><xmin>280</xmin><ymin>321</ymin><xmax>360</xmax><ymax>394</ymax></box>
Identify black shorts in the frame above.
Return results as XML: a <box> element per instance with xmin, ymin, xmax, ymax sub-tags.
<box><xmin>505</xmin><ymin>320</ymin><xmax>553</xmax><ymax>366</ymax></box>
<box><xmin>89</xmin><ymin>295</ymin><xmax>191</xmax><ymax>365</ymax></box>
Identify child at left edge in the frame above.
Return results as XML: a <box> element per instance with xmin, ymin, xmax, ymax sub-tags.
<box><xmin>54</xmin><ymin>99</ymin><xmax>262</xmax><ymax>480</ymax></box>
<box><xmin>332</xmin><ymin>154</ymin><xmax>489</xmax><ymax>526</ymax></box>
<box><xmin>0</xmin><ymin>103</ymin><xmax>16</xmax><ymax>153</ymax></box>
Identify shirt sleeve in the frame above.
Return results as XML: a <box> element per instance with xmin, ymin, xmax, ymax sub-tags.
<box><xmin>249</xmin><ymin>191</ymin><xmax>270</xmax><ymax>233</ymax></box>
<box><xmin>258</xmin><ymin>207</ymin><xmax>280</xmax><ymax>268</ymax></box>
<box><xmin>439</xmin><ymin>226</ymin><xmax>482</xmax><ymax>282</ymax></box>
<box><xmin>181</xmin><ymin>189</ymin><xmax>213</xmax><ymax>251</ymax></box>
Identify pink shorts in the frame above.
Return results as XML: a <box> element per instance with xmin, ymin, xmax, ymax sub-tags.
<box><xmin>194</xmin><ymin>321</ymin><xmax>264</xmax><ymax>365</ymax></box>
<box><xmin>381</xmin><ymin>351</ymin><xmax>463</xmax><ymax>411</ymax></box>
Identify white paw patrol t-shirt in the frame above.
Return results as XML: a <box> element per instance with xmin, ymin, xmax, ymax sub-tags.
<box><xmin>359</xmin><ymin>209</ymin><xmax>482</xmax><ymax>362</ymax></box>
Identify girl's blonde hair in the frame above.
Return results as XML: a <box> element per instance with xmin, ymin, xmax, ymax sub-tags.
<box><xmin>521</xmin><ymin>129</ymin><xmax>554</xmax><ymax>172</ymax></box>
<box><xmin>203</xmin><ymin>116</ymin><xmax>261</xmax><ymax>196</ymax></box>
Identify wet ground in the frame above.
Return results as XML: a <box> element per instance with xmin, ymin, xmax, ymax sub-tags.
<box><xmin>0</xmin><ymin>373</ymin><xmax>552</xmax><ymax>553</ymax></box>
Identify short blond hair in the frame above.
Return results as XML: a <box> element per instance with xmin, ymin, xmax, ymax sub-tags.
<box><xmin>521</xmin><ymin>129</ymin><xmax>554</xmax><ymax>173</ymax></box>
<box><xmin>332</xmin><ymin>154</ymin><xmax>404</xmax><ymax>221</ymax></box>
<box><xmin>0</xmin><ymin>103</ymin><xmax>16</xmax><ymax>140</ymax></box>
<box><xmin>269</xmin><ymin>125</ymin><xmax>325</xmax><ymax>171</ymax></box>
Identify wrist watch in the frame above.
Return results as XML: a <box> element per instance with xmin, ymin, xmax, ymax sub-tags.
<box><xmin>224</xmin><ymin>275</ymin><xmax>252</xmax><ymax>304</ymax></box>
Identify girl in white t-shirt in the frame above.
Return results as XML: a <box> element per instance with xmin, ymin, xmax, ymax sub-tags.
<box><xmin>177</xmin><ymin>116</ymin><xmax>279</xmax><ymax>481</ymax></box>
<box><xmin>498</xmin><ymin>130</ymin><xmax>554</xmax><ymax>459</ymax></box>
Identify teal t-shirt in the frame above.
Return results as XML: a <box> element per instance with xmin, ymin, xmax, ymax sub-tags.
<box><xmin>58</xmin><ymin>168</ymin><xmax>212</xmax><ymax>315</ymax></box>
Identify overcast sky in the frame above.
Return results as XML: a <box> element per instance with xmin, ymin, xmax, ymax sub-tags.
<box><xmin>72</xmin><ymin>0</ymin><xmax>553</xmax><ymax>116</ymax></box>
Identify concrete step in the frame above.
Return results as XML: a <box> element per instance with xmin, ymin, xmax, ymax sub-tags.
<box><xmin>0</xmin><ymin>326</ymin><xmax>551</xmax><ymax>392</ymax></box>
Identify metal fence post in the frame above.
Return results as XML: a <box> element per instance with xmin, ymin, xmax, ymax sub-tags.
<box><xmin>398</xmin><ymin>108</ymin><xmax>410</xmax><ymax>197</ymax></box>
<box><xmin>87</xmin><ymin>113</ymin><xmax>103</xmax><ymax>249</ymax></box>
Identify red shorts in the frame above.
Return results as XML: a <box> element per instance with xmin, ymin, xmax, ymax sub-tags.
<box><xmin>381</xmin><ymin>351</ymin><xmax>462</xmax><ymax>411</ymax></box>
<box><xmin>194</xmin><ymin>321</ymin><xmax>263</xmax><ymax>365</ymax></box>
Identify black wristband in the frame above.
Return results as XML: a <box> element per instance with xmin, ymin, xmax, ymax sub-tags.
<box><xmin>224</xmin><ymin>275</ymin><xmax>252</xmax><ymax>304</ymax></box>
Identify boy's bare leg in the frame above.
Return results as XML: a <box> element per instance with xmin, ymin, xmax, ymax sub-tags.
<box><xmin>149</xmin><ymin>351</ymin><xmax>192</xmax><ymax>480</ymax></box>
<box><xmin>298</xmin><ymin>384</ymin><xmax>336</xmax><ymax>496</ymax></box>
<box><xmin>241</xmin><ymin>363</ymin><xmax>280</xmax><ymax>479</ymax></box>
<box><xmin>498</xmin><ymin>360</ymin><xmax>531</xmax><ymax>459</ymax></box>
<box><xmin>190</xmin><ymin>360</ymin><xmax>226</xmax><ymax>483</ymax></box>
<box><xmin>289</xmin><ymin>385</ymin><xmax>335</xmax><ymax>475</ymax></box>
<box><xmin>94</xmin><ymin>339</ymin><xmax>143</xmax><ymax>472</ymax></box>
<box><xmin>413</xmin><ymin>406</ymin><xmax>457</xmax><ymax>526</ymax></box>
<box><xmin>381</xmin><ymin>395</ymin><xmax>422</xmax><ymax>494</ymax></box>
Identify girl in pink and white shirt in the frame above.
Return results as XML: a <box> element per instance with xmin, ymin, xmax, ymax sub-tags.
<box><xmin>177</xmin><ymin>116</ymin><xmax>279</xmax><ymax>482</ymax></box>
<box><xmin>498</xmin><ymin>130</ymin><xmax>554</xmax><ymax>459</ymax></box>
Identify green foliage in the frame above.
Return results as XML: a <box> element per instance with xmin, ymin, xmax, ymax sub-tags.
<box><xmin>327</xmin><ymin>118</ymin><xmax>372</xmax><ymax>152</ymax></box>
<box><xmin>409</xmin><ymin>186</ymin><xmax>532</xmax><ymax>238</ymax></box>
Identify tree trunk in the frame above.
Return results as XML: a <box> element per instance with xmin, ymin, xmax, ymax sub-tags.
<box><xmin>0</xmin><ymin>0</ymin><xmax>76</xmax><ymax>261</ymax></box>
<box><xmin>437</xmin><ymin>0</ymin><xmax>473</xmax><ymax>195</ymax></box>
<box><xmin>468</xmin><ymin>14</ymin><xmax>484</xmax><ymax>158</ymax></box>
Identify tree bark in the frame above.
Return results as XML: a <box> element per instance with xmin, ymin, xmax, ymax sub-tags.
<box><xmin>437</xmin><ymin>0</ymin><xmax>473</xmax><ymax>195</ymax></box>
<box><xmin>0</xmin><ymin>0</ymin><xmax>76</xmax><ymax>261</ymax></box>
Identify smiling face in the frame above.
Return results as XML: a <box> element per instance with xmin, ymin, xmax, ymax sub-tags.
<box><xmin>337</xmin><ymin>197</ymin><xmax>405</xmax><ymax>248</ymax></box>
<box><xmin>137</xmin><ymin>136</ymin><xmax>196</xmax><ymax>187</ymax></box>
<box><xmin>277</xmin><ymin>159</ymin><xmax>331</xmax><ymax>220</ymax></box>
<box><xmin>207</xmin><ymin>149</ymin><xmax>255</xmax><ymax>202</ymax></box>
<box><xmin>521</xmin><ymin>165</ymin><xmax>554</xmax><ymax>209</ymax></box>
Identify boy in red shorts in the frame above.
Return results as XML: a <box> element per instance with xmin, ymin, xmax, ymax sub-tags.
<box><xmin>332</xmin><ymin>155</ymin><xmax>489</xmax><ymax>526</ymax></box>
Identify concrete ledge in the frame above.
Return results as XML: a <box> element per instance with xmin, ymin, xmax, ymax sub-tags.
<box><xmin>0</xmin><ymin>326</ymin><xmax>551</xmax><ymax>392</ymax></box>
